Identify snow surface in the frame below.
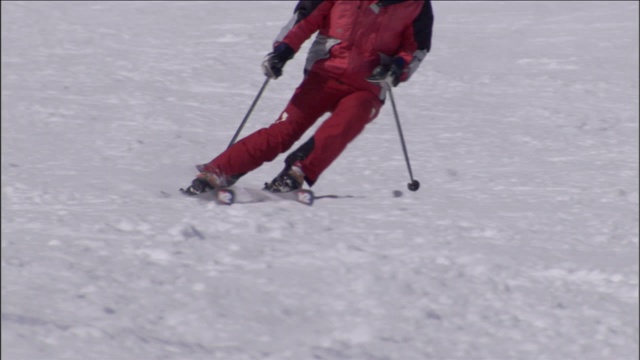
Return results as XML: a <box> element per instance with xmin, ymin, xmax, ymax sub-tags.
<box><xmin>1</xmin><ymin>1</ymin><xmax>638</xmax><ymax>359</ymax></box>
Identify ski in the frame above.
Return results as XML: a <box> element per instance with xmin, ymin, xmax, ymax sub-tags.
<box><xmin>180</xmin><ymin>186</ymin><xmax>314</xmax><ymax>206</ymax></box>
<box><xmin>231</xmin><ymin>187</ymin><xmax>314</xmax><ymax>206</ymax></box>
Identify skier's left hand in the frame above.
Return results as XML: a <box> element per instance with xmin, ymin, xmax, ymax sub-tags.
<box><xmin>367</xmin><ymin>57</ymin><xmax>406</xmax><ymax>87</ymax></box>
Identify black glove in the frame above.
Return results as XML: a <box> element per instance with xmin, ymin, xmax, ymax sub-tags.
<box><xmin>367</xmin><ymin>57</ymin><xmax>406</xmax><ymax>87</ymax></box>
<box><xmin>262</xmin><ymin>43</ymin><xmax>295</xmax><ymax>79</ymax></box>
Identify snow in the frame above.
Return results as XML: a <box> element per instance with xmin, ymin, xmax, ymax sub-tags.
<box><xmin>1</xmin><ymin>1</ymin><xmax>638</xmax><ymax>359</ymax></box>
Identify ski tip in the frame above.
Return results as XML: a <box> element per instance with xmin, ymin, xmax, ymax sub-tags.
<box><xmin>214</xmin><ymin>188</ymin><xmax>236</xmax><ymax>205</ymax></box>
<box><xmin>295</xmin><ymin>189</ymin><xmax>314</xmax><ymax>206</ymax></box>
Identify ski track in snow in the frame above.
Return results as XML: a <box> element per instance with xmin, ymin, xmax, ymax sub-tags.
<box><xmin>1</xmin><ymin>2</ymin><xmax>638</xmax><ymax>360</ymax></box>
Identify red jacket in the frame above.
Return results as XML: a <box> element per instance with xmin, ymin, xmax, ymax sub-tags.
<box><xmin>275</xmin><ymin>0</ymin><xmax>434</xmax><ymax>98</ymax></box>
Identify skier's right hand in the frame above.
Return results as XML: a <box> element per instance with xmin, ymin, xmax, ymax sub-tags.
<box><xmin>262</xmin><ymin>43</ymin><xmax>295</xmax><ymax>79</ymax></box>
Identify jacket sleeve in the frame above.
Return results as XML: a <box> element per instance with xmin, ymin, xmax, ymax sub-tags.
<box><xmin>273</xmin><ymin>0</ymin><xmax>334</xmax><ymax>53</ymax></box>
<box><xmin>396</xmin><ymin>0</ymin><xmax>434</xmax><ymax>82</ymax></box>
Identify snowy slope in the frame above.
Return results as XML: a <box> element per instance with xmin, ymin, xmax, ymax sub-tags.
<box><xmin>1</xmin><ymin>1</ymin><xmax>638</xmax><ymax>359</ymax></box>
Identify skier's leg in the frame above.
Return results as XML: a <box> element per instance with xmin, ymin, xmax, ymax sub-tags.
<box><xmin>262</xmin><ymin>135</ymin><xmax>315</xmax><ymax>192</ymax></box>
<box><xmin>298</xmin><ymin>90</ymin><xmax>383</xmax><ymax>186</ymax></box>
<box><xmin>284</xmin><ymin>136</ymin><xmax>316</xmax><ymax>168</ymax></box>
<box><xmin>201</xmin><ymin>73</ymin><xmax>338</xmax><ymax>181</ymax></box>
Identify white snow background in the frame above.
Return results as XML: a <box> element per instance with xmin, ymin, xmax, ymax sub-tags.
<box><xmin>1</xmin><ymin>1</ymin><xmax>638</xmax><ymax>359</ymax></box>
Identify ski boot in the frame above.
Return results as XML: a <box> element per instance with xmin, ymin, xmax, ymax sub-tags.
<box><xmin>181</xmin><ymin>171</ymin><xmax>229</xmax><ymax>196</ymax></box>
<box><xmin>264</xmin><ymin>162</ymin><xmax>305</xmax><ymax>193</ymax></box>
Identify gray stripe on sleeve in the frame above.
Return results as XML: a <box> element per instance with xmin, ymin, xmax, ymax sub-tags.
<box><xmin>304</xmin><ymin>35</ymin><xmax>341</xmax><ymax>72</ymax></box>
<box><xmin>406</xmin><ymin>49</ymin><xmax>428</xmax><ymax>80</ymax></box>
<box><xmin>274</xmin><ymin>13</ymin><xmax>299</xmax><ymax>43</ymax></box>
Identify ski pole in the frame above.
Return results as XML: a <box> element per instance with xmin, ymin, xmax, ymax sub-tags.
<box><xmin>227</xmin><ymin>77</ymin><xmax>270</xmax><ymax>148</ymax></box>
<box><xmin>387</xmin><ymin>87</ymin><xmax>421</xmax><ymax>191</ymax></box>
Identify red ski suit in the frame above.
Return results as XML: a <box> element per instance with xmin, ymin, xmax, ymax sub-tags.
<box><xmin>203</xmin><ymin>0</ymin><xmax>433</xmax><ymax>186</ymax></box>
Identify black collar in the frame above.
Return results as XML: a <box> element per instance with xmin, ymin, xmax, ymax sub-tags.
<box><xmin>376</xmin><ymin>0</ymin><xmax>410</xmax><ymax>7</ymax></box>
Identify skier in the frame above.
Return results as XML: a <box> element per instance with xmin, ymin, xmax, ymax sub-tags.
<box><xmin>184</xmin><ymin>0</ymin><xmax>434</xmax><ymax>195</ymax></box>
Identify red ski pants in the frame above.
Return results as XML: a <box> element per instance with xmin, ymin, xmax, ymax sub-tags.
<box><xmin>203</xmin><ymin>71</ymin><xmax>383</xmax><ymax>185</ymax></box>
